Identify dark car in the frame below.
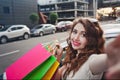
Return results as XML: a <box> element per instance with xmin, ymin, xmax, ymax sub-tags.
<box><xmin>56</xmin><ymin>21</ymin><xmax>73</xmax><ymax>32</ymax></box>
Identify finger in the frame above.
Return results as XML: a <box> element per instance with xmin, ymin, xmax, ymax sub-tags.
<box><xmin>56</xmin><ymin>45</ymin><xmax>60</xmax><ymax>49</ymax></box>
<box><xmin>105</xmin><ymin>35</ymin><xmax>120</xmax><ymax>51</ymax></box>
<box><xmin>52</xmin><ymin>46</ymin><xmax>58</xmax><ymax>55</ymax></box>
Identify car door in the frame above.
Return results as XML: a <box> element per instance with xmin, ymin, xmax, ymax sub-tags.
<box><xmin>7</xmin><ymin>26</ymin><xmax>18</xmax><ymax>38</ymax></box>
<box><xmin>16</xmin><ymin>26</ymin><xmax>24</xmax><ymax>36</ymax></box>
<box><xmin>47</xmin><ymin>24</ymin><xmax>53</xmax><ymax>33</ymax></box>
<box><xmin>49</xmin><ymin>25</ymin><xmax>54</xmax><ymax>33</ymax></box>
<box><xmin>43</xmin><ymin>25</ymin><xmax>51</xmax><ymax>34</ymax></box>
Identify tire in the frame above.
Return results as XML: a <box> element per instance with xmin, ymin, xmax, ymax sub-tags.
<box><xmin>52</xmin><ymin>30</ymin><xmax>56</xmax><ymax>34</ymax></box>
<box><xmin>23</xmin><ymin>33</ymin><xmax>29</xmax><ymax>39</ymax></box>
<box><xmin>39</xmin><ymin>32</ymin><xmax>43</xmax><ymax>36</ymax></box>
<box><xmin>61</xmin><ymin>27</ymin><xmax>66</xmax><ymax>32</ymax></box>
<box><xmin>0</xmin><ymin>37</ymin><xmax>8</xmax><ymax>44</ymax></box>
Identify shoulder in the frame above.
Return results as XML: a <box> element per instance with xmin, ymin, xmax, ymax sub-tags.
<box><xmin>88</xmin><ymin>53</ymin><xmax>107</xmax><ymax>68</ymax></box>
<box><xmin>88</xmin><ymin>54</ymin><xmax>107</xmax><ymax>75</ymax></box>
<box><xmin>88</xmin><ymin>54</ymin><xmax>107</xmax><ymax>61</ymax></box>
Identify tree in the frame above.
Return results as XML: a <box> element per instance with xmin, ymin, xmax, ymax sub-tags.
<box><xmin>29</xmin><ymin>13</ymin><xmax>39</xmax><ymax>25</ymax></box>
<box><xmin>49</xmin><ymin>12</ymin><xmax>58</xmax><ymax>24</ymax></box>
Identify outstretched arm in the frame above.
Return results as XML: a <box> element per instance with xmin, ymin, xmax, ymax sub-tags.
<box><xmin>105</xmin><ymin>35</ymin><xmax>120</xmax><ymax>79</ymax></box>
<box><xmin>89</xmin><ymin>53</ymin><xmax>108</xmax><ymax>75</ymax></box>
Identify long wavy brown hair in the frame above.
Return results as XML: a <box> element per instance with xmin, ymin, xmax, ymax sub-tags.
<box><xmin>63</xmin><ymin>18</ymin><xmax>105</xmax><ymax>78</ymax></box>
<box><xmin>93</xmin><ymin>21</ymin><xmax>105</xmax><ymax>53</ymax></box>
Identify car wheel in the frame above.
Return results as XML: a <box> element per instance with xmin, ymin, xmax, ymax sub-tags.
<box><xmin>39</xmin><ymin>32</ymin><xmax>43</xmax><ymax>36</ymax></box>
<box><xmin>0</xmin><ymin>37</ymin><xmax>8</xmax><ymax>44</ymax></box>
<box><xmin>23</xmin><ymin>33</ymin><xmax>29</xmax><ymax>39</ymax></box>
<box><xmin>61</xmin><ymin>28</ymin><xmax>66</xmax><ymax>32</ymax></box>
<box><xmin>52</xmin><ymin>30</ymin><xmax>56</xmax><ymax>34</ymax></box>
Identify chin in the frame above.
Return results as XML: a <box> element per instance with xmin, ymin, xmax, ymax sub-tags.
<box><xmin>72</xmin><ymin>45</ymin><xmax>80</xmax><ymax>50</ymax></box>
<box><xmin>72</xmin><ymin>45</ymin><xmax>84</xmax><ymax>50</ymax></box>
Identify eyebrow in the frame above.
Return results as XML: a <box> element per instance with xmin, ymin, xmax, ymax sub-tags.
<box><xmin>80</xmin><ymin>31</ymin><xmax>86</xmax><ymax>33</ymax></box>
<box><xmin>73</xmin><ymin>29</ymin><xmax>86</xmax><ymax>33</ymax></box>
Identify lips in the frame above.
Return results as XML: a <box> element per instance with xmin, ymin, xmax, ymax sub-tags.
<box><xmin>72</xmin><ymin>41</ymin><xmax>81</xmax><ymax>46</ymax></box>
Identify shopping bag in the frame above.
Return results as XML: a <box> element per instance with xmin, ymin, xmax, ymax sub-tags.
<box><xmin>5</xmin><ymin>44</ymin><xmax>51</xmax><ymax>80</ymax></box>
<box><xmin>44</xmin><ymin>42</ymin><xmax>54</xmax><ymax>52</ymax></box>
<box><xmin>23</xmin><ymin>55</ymin><xmax>57</xmax><ymax>80</ymax></box>
<box><xmin>51</xmin><ymin>67</ymin><xmax>59</xmax><ymax>80</ymax></box>
<box><xmin>42</xmin><ymin>61</ymin><xmax>59</xmax><ymax>80</ymax></box>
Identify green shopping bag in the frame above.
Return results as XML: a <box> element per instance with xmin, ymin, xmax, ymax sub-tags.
<box><xmin>23</xmin><ymin>55</ymin><xmax>56</xmax><ymax>80</ymax></box>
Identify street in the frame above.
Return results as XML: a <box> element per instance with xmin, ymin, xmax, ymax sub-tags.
<box><xmin>0</xmin><ymin>31</ymin><xmax>69</xmax><ymax>74</ymax></box>
<box><xmin>0</xmin><ymin>20</ymin><xmax>119</xmax><ymax>74</ymax></box>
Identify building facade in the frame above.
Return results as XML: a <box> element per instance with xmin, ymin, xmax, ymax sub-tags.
<box><xmin>0</xmin><ymin>0</ymin><xmax>38</xmax><ymax>27</ymax></box>
<box><xmin>102</xmin><ymin>0</ymin><xmax>120</xmax><ymax>7</ymax></box>
<box><xmin>38</xmin><ymin>0</ymin><xmax>94</xmax><ymax>22</ymax></box>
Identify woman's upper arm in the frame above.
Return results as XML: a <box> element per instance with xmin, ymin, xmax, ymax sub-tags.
<box><xmin>89</xmin><ymin>54</ymin><xmax>108</xmax><ymax>75</ymax></box>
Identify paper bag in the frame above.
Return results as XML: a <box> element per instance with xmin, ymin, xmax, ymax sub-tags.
<box><xmin>6</xmin><ymin>44</ymin><xmax>51</xmax><ymax>80</ymax></box>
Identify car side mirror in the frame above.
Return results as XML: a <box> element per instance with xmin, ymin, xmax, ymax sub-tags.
<box><xmin>8</xmin><ymin>30</ymin><xmax>11</xmax><ymax>32</ymax></box>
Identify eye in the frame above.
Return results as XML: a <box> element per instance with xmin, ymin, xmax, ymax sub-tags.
<box><xmin>72</xmin><ymin>29</ymin><xmax>77</xmax><ymax>34</ymax></box>
<box><xmin>82</xmin><ymin>33</ymin><xmax>86</xmax><ymax>37</ymax></box>
<box><xmin>81</xmin><ymin>32</ymin><xmax>87</xmax><ymax>37</ymax></box>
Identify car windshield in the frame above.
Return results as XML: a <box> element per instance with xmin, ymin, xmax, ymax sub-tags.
<box><xmin>33</xmin><ymin>25</ymin><xmax>43</xmax><ymax>29</ymax></box>
<box><xmin>0</xmin><ymin>25</ymin><xmax>11</xmax><ymax>32</ymax></box>
<box><xmin>57</xmin><ymin>21</ymin><xmax>72</xmax><ymax>26</ymax></box>
<box><xmin>101</xmin><ymin>24</ymin><xmax>120</xmax><ymax>30</ymax></box>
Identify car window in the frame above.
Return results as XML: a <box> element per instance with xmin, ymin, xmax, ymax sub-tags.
<box><xmin>17</xmin><ymin>27</ymin><xmax>23</xmax><ymax>30</ymax></box>
<box><xmin>11</xmin><ymin>27</ymin><xmax>17</xmax><ymax>31</ymax></box>
<box><xmin>0</xmin><ymin>25</ymin><xmax>11</xmax><ymax>31</ymax></box>
<box><xmin>34</xmin><ymin>26</ymin><xmax>42</xmax><ymax>29</ymax></box>
<box><xmin>45</xmin><ymin>26</ymin><xmax>49</xmax><ymax>28</ymax></box>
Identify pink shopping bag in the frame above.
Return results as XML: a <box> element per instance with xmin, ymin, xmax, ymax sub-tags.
<box><xmin>5</xmin><ymin>44</ymin><xmax>51</xmax><ymax>80</ymax></box>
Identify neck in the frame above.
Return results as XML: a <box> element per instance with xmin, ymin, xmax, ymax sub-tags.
<box><xmin>77</xmin><ymin>50</ymin><xmax>82</xmax><ymax>53</ymax></box>
<box><xmin>76</xmin><ymin>50</ymin><xmax>81</xmax><ymax>56</ymax></box>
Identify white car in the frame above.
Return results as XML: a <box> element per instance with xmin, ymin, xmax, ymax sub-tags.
<box><xmin>116</xmin><ymin>17</ymin><xmax>120</xmax><ymax>23</ymax></box>
<box><xmin>0</xmin><ymin>25</ymin><xmax>30</xmax><ymax>44</ymax></box>
<box><xmin>101</xmin><ymin>24</ymin><xmax>120</xmax><ymax>39</ymax></box>
<box><xmin>30</xmin><ymin>24</ymin><xmax>56</xmax><ymax>36</ymax></box>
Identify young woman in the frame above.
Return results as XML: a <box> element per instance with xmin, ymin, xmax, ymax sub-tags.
<box><xmin>1</xmin><ymin>18</ymin><xmax>120</xmax><ymax>80</ymax></box>
<box><xmin>54</xmin><ymin>18</ymin><xmax>108</xmax><ymax>80</ymax></box>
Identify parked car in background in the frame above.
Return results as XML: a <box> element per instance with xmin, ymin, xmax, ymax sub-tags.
<box><xmin>56</xmin><ymin>21</ymin><xmax>73</xmax><ymax>32</ymax></box>
<box><xmin>101</xmin><ymin>23</ymin><xmax>120</xmax><ymax>39</ymax></box>
<box><xmin>0</xmin><ymin>25</ymin><xmax>4</xmax><ymax>30</ymax></box>
<box><xmin>116</xmin><ymin>17</ymin><xmax>120</xmax><ymax>23</ymax></box>
<box><xmin>30</xmin><ymin>24</ymin><xmax>56</xmax><ymax>36</ymax></box>
<box><xmin>83</xmin><ymin>18</ymin><xmax>120</xmax><ymax>39</ymax></box>
<box><xmin>0</xmin><ymin>25</ymin><xmax>30</xmax><ymax>44</ymax></box>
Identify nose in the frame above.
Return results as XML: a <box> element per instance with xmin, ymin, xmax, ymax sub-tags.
<box><xmin>74</xmin><ymin>34</ymin><xmax>80</xmax><ymax>40</ymax></box>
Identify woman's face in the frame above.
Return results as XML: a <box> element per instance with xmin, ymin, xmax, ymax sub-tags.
<box><xmin>70</xmin><ymin>23</ymin><xmax>87</xmax><ymax>51</ymax></box>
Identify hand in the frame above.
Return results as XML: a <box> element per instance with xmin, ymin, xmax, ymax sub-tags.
<box><xmin>53</xmin><ymin>42</ymin><xmax>63</xmax><ymax>62</ymax></box>
<box><xmin>106</xmin><ymin>63</ymin><xmax>120</xmax><ymax>80</ymax></box>
<box><xmin>105</xmin><ymin>35</ymin><xmax>120</xmax><ymax>79</ymax></box>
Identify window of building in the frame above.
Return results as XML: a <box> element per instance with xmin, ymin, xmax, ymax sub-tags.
<box><xmin>3</xmin><ymin>6</ymin><xmax>10</xmax><ymax>14</ymax></box>
<box><xmin>62</xmin><ymin>0</ymin><xmax>68</xmax><ymax>1</ymax></box>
